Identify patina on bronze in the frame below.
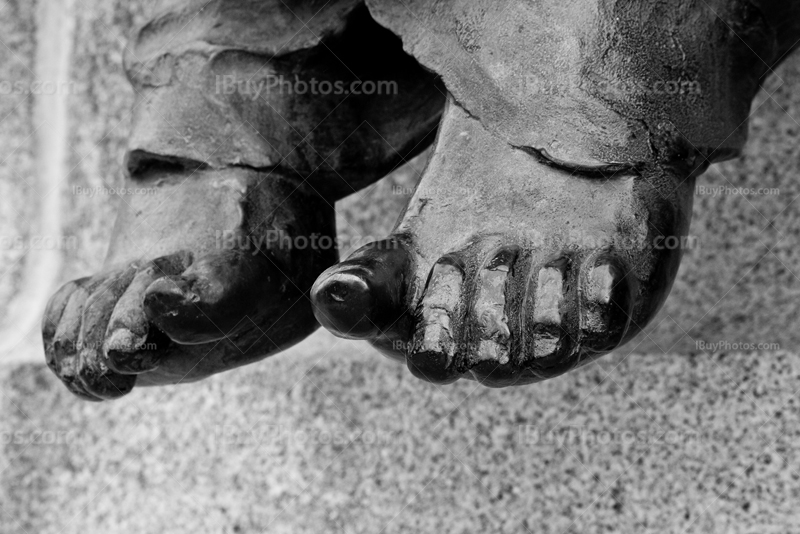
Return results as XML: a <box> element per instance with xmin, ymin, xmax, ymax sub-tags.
<box><xmin>312</xmin><ymin>0</ymin><xmax>800</xmax><ymax>386</ymax></box>
<box><xmin>41</xmin><ymin>1</ymin><xmax>443</xmax><ymax>400</ymax></box>
<box><xmin>41</xmin><ymin>0</ymin><xmax>800</xmax><ymax>399</ymax></box>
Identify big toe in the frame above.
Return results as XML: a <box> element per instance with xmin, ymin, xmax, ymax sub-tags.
<box><xmin>311</xmin><ymin>239</ymin><xmax>411</xmax><ymax>341</ymax></box>
<box><xmin>143</xmin><ymin>250</ymin><xmax>287</xmax><ymax>344</ymax></box>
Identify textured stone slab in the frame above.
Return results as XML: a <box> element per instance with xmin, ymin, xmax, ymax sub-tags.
<box><xmin>0</xmin><ymin>1</ymin><xmax>41</xmax><ymax>361</ymax></box>
<box><xmin>2</xmin><ymin>3</ymin><xmax>800</xmax><ymax>533</ymax></box>
<box><xmin>2</xmin><ymin>329</ymin><xmax>799</xmax><ymax>534</ymax></box>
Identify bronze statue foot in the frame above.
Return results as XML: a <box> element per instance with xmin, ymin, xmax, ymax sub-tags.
<box><xmin>41</xmin><ymin>0</ymin><xmax>800</xmax><ymax>396</ymax></box>
<box><xmin>41</xmin><ymin>2</ymin><xmax>444</xmax><ymax>400</ymax></box>
<box><xmin>312</xmin><ymin>0</ymin><xmax>800</xmax><ymax>386</ymax></box>
<box><xmin>311</xmin><ymin>96</ymin><xmax>701</xmax><ymax>386</ymax></box>
<box><xmin>42</xmin><ymin>166</ymin><xmax>336</xmax><ymax>400</ymax></box>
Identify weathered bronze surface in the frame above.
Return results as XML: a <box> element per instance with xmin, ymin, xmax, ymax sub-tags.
<box><xmin>42</xmin><ymin>0</ymin><xmax>800</xmax><ymax>398</ymax></box>
<box><xmin>312</xmin><ymin>0</ymin><xmax>800</xmax><ymax>386</ymax></box>
<box><xmin>41</xmin><ymin>1</ymin><xmax>443</xmax><ymax>400</ymax></box>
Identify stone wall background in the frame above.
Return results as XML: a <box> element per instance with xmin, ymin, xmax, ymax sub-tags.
<box><xmin>1</xmin><ymin>1</ymin><xmax>800</xmax><ymax>532</ymax></box>
<box><xmin>0</xmin><ymin>2</ymin><xmax>37</xmax><ymax>324</ymax></box>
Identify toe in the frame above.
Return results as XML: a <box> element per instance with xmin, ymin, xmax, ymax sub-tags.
<box><xmin>105</xmin><ymin>252</ymin><xmax>189</xmax><ymax>373</ymax></box>
<box><xmin>516</xmin><ymin>251</ymin><xmax>636</xmax><ymax>383</ymax></box>
<box><xmin>311</xmin><ymin>271</ymin><xmax>377</xmax><ymax>339</ymax></box>
<box><xmin>465</xmin><ymin>247</ymin><xmax>521</xmax><ymax>387</ymax></box>
<box><xmin>578</xmin><ymin>253</ymin><xmax>636</xmax><ymax>353</ymax></box>
<box><xmin>311</xmin><ymin>239</ymin><xmax>411</xmax><ymax>341</ymax></box>
<box><xmin>521</xmin><ymin>255</ymin><xmax>578</xmax><ymax>376</ymax></box>
<box><xmin>77</xmin><ymin>268</ymin><xmax>138</xmax><ymax>399</ymax></box>
<box><xmin>143</xmin><ymin>250</ymin><xmax>280</xmax><ymax>344</ymax></box>
<box><xmin>43</xmin><ymin>278</ymin><xmax>85</xmax><ymax>373</ymax></box>
<box><xmin>407</xmin><ymin>256</ymin><xmax>465</xmax><ymax>384</ymax></box>
<box><xmin>51</xmin><ymin>277</ymin><xmax>106</xmax><ymax>401</ymax></box>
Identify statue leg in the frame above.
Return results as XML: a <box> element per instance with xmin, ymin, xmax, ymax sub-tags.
<box><xmin>41</xmin><ymin>0</ymin><xmax>444</xmax><ymax>400</ymax></box>
<box><xmin>312</xmin><ymin>0</ymin><xmax>800</xmax><ymax>386</ymax></box>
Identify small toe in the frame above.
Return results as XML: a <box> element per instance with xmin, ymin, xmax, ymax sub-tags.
<box><xmin>466</xmin><ymin>247</ymin><xmax>520</xmax><ymax>386</ymax></box>
<box><xmin>77</xmin><ymin>268</ymin><xmax>138</xmax><ymax>400</ymax></box>
<box><xmin>579</xmin><ymin>253</ymin><xmax>636</xmax><ymax>353</ymax></box>
<box><xmin>105</xmin><ymin>254</ymin><xmax>188</xmax><ymax>373</ymax></box>
<box><xmin>52</xmin><ymin>277</ymin><xmax>106</xmax><ymax>401</ymax></box>
<box><xmin>407</xmin><ymin>257</ymin><xmax>465</xmax><ymax>384</ymax></box>
<box><xmin>523</xmin><ymin>256</ymin><xmax>577</xmax><ymax>362</ymax></box>
<box><xmin>143</xmin><ymin>250</ymin><xmax>276</xmax><ymax>344</ymax></box>
<box><xmin>43</xmin><ymin>278</ymin><xmax>87</xmax><ymax>373</ymax></box>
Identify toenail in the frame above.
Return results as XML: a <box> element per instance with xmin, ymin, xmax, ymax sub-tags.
<box><xmin>586</xmin><ymin>264</ymin><xmax>617</xmax><ymax>304</ymax></box>
<box><xmin>477</xmin><ymin>339</ymin><xmax>509</xmax><ymax>364</ymax></box>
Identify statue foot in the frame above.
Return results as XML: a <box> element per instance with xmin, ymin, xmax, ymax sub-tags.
<box><xmin>319</xmin><ymin>0</ymin><xmax>796</xmax><ymax>386</ymax></box>
<box><xmin>41</xmin><ymin>2</ymin><xmax>445</xmax><ymax>401</ymax></box>
<box><xmin>42</xmin><ymin>165</ymin><xmax>335</xmax><ymax>400</ymax></box>
<box><xmin>312</xmin><ymin>97</ymin><xmax>702</xmax><ymax>387</ymax></box>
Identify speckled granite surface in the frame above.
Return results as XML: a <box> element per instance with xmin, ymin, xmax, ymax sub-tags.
<box><xmin>61</xmin><ymin>0</ymin><xmax>152</xmax><ymax>280</ymax></box>
<box><xmin>3</xmin><ymin>334</ymin><xmax>800</xmax><ymax>534</ymax></box>
<box><xmin>0</xmin><ymin>1</ymin><xmax>37</xmax><ymax>314</ymax></box>
<box><xmin>2</xmin><ymin>1</ymin><xmax>800</xmax><ymax>533</ymax></box>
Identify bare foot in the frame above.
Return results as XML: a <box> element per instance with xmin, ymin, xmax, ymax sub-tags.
<box><xmin>42</xmin><ymin>166</ymin><xmax>337</xmax><ymax>400</ymax></box>
<box><xmin>312</xmin><ymin>98</ymin><xmax>704</xmax><ymax>386</ymax></box>
<box><xmin>42</xmin><ymin>2</ymin><xmax>444</xmax><ymax>400</ymax></box>
<box><xmin>311</xmin><ymin>0</ymin><xmax>798</xmax><ymax>386</ymax></box>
